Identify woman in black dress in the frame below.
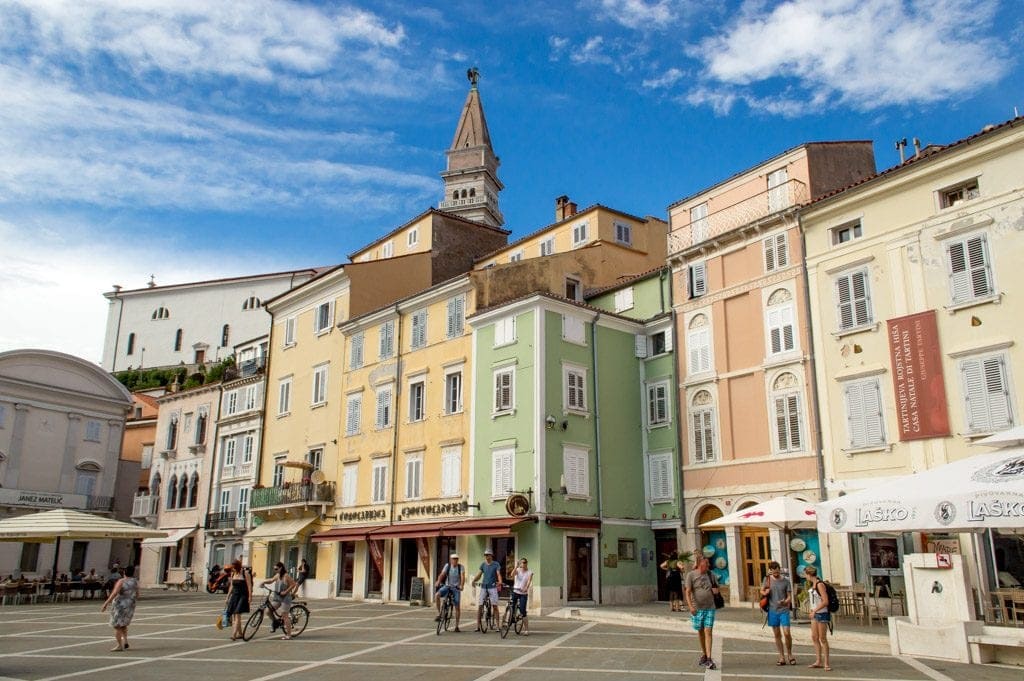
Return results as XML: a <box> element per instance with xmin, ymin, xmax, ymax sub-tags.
<box><xmin>224</xmin><ymin>559</ymin><xmax>252</xmax><ymax>641</ymax></box>
<box><xmin>660</xmin><ymin>553</ymin><xmax>685</xmax><ymax>612</ymax></box>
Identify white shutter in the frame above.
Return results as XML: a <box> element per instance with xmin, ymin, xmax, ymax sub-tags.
<box><xmin>447</xmin><ymin>296</ymin><xmax>464</xmax><ymax>338</ymax></box>
<box><xmin>764</xmin><ymin>236</ymin><xmax>776</xmax><ymax>272</ymax></box>
<box><xmin>863</xmin><ymin>380</ymin><xmax>884</xmax><ymax>445</ymax></box>
<box><xmin>690</xmin><ymin>262</ymin><xmax>707</xmax><ymax>297</ymax></box>
<box><xmin>664</xmin><ymin>327</ymin><xmax>673</xmax><ymax>352</ymax></box>
<box><xmin>851</xmin><ymin>271</ymin><xmax>870</xmax><ymax>326</ymax></box>
<box><xmin>962</xmin><ymin>356</ymin><xmax>1013</xmax><ymax>432</ymax></box>
<box><xmin>688</xmin><ymin>328</ymin><xmax>710</xmax><ymax>373</ymax></box>
<box><xmin>983</xmin><ymin>356</ymin><xmax>1013</xmax><ymax>430</ymax></box>
<box><xmin>649</xmin><ymin>453</ymin><xmax>672</xmax><ymax>501</ymax></box>
<box><xmin>635</xmin><ymin>334</ymin><xmax>648</xmax><ymax>358</ymax></box>
<box><xmin>844</xmin><ymin>381</ymin><xmax>867</xmax><ymax>447</ymax></box>
<box><xmin>692</xmin><ymin>409</ymin><xmax>715</xmax><ymax>462</ymax></box>
<box><xmin>836</xmin><ymin>274</ymin><xmax>854</xmax><ymax>329</ymax></box>
<box><xmin>494</xmin><ymin>370</ymin><xmax>513</xmax><ymax>411</ymax></box>
<box><xmin>346</xmin><ymin>394</ymin><xmax>361</xmax><ymax>434</ymax></box>
<box><xmin>787</xmin><ymin>394</ymin><xmax>802</xmax><ymax>450</ymax></box>
<box><xmin>492</xmin><ymin>449</ymin><xmax>513</xmax><ymax>496</ymax></box>
<box><xmin>948</xmin><ymin>236</ymin><xmax>993</xmax><ymax>304</ymax></box>
<box><xmin>375</xmin><ymin>389</ymin><xmax>386</xmax><ymax>427</ymax></box>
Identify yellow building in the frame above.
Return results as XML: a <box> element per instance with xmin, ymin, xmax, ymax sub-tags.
<box><xmin>802</xmin><ymin>118</ymin><xmax>1024</xmax><ymax>595</ymax></box>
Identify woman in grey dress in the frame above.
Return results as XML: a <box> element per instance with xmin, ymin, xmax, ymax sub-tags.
<box><xmin>101</xmin><ymin>564</ymin><xmax>139</xmax><ymax>652</ymax></box>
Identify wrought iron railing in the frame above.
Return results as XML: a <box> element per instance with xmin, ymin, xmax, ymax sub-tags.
<box><xmin>205</xmin><ymin>511</ymin><xmax>248</xmax><ymax>530</ymax></box>
<box><xmin>249</xmin><ymin>481</ymin><xmax>336</xmax><ymax>510</ymax></box>
<box><xmin>239</xmin><ymin>357</ymin><xmax>266</xmax><ymax>377</ymax></box>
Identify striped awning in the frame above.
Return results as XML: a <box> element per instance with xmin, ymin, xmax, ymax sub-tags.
<box><xmin>0</xmin><ymin>508</ymin><xmax>168</xmax><ymax>542</ymax></box>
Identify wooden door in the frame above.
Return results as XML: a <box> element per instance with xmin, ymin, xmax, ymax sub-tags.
<box><xmin>337</xmin><ymin>542</ymin><xmax>355</xmax><ymax>595</ymax></box>
<box><xmin>741</xmin><ymin>530</ymin><xmax>772</xmax><ymax>597</ymax></box>
<box><xmin>567</xmin><ymin>537</ymin><xmax>593</xmax><ymax>601</ymax></box>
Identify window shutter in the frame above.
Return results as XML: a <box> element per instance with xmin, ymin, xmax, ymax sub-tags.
<box><xmin>664</xmin><ymin>327</ymin><xmax>673</xmax><ymax>352</ymax></box>
<box><xmin>768</xmin><ymin>308</ymin><xmax>782</xmax><ymax>354</ymax></box>
<box><xmin>787</xmin><ymin>395</ymin><xmax>801</xmax><ymax>449</ymax></box>
<box><xmin>775</xmin><ymin>233</ymin><xmax>788</xmax><ymax>268</ymax></box>
<box><xmin>844</xmin><ymin>382</ymin><xmax>865</xmax><ymax>447</ymax></box>
<box><xmin>376</xmin><ymin>391</ymin><xmax>385</xmax><ymax>427</ymax></box>
<box><xmin>764</xmin><ymin>237</ymin><xmax>776</xmax><ymax>272</ymax></box>
<box><xmin>688</xmin><ymin>329</ymin><xmax>710</xmax><ymax>373</ymax></box>
<box><xmin>635</xmin><ymin>334</ymin><xmax>648</xmax><ymax>358</ymax></box>
<box><xmin>864</xmin><ymin>380</ymin><xmax>884</xmax><ymax>445</ymax></box>
<box><xmin>690</xmin><ymin>262</ymin><xmax>707</xmax><ymax>297</ymax></box>
<box><xmin>852</xmin><ymin>271</ymin><xmax>870</xmax><ymax>326</ymax></box>
<box><xmin>836</xmin><ymin>274</ymin><xmax>854</xmax><ymax>329</ymax></box>
<box><xmin>782</xmin><ymin>307</ymin><xmax>795</xmax><ymax>351</ymax></box>
<box><xmin>967</xmin><ymin>236</ymin><xmax>992</xmax><ymax>298</ymax></box>
<box><xmin>650</xmin><ymin>454</ymin><xmax>672</xmax><ymax>500</ymax></box>
<box><xmin>774</xmin><ymin>396</ymin><xmax>789</xmax><ymax>451</ymax></box>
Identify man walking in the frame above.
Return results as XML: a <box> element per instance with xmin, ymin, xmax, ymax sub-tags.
<box><xmin>761</xmin><ymin>561</ymin><xmax>795</xmax><ymax>666</ymax></box>
<box><xmin>685</xmin><ymin>556</ymin><xmax>719</xmax><ymax>670</ymax></box>
<box><xmin>471</xmin><ymin>548</ymin><xmax>503</xmax><ymax>633</ymax></box>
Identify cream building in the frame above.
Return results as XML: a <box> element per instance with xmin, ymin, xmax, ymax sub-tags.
<box><xmin>802</xmin><ymin>118</ymin><xmax>1024</xmax><ymax>596</ymax></box>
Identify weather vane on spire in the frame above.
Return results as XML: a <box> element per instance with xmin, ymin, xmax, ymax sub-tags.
<box><xmin>467</xmin><ymin>67</ymin><xmax>480</xmax><ymax>87</ymax></box>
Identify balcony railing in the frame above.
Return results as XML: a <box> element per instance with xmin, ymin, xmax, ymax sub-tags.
<box><xmin>239</xmin><ymin>357</ymin><xmax>266</xmax><ymax>377</ymax></box>
<box><xmin>205</xmin><ymin>511</ymin><xmax>249</xmax><ymax>531</ymax></box>
<box><xmin>250</xmin><ymin>481</ymin><xmax>336</xmax><ymax>510</ymax></box>
<box><xmin>86</xmin><ymin>495</ymin><xmax>115</xmax><ymax>512</ymax></box>
<box><xmin>668</xmin><ymin>179</ymin><xmax>809</xmax><ymax>255</ymax></box>
<box><xmin>221</xmin><ymin>462</ymin><xmax>254</xmax><ymax>480</ymax></box>
<box><xmin>131</xmin><ymin>494</ymin><xmax>159</xmax><ymax>518</ymax></box>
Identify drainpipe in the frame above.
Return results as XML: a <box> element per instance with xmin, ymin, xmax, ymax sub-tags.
<box><xmin>797</xmin><ymin>215</ymin><xmax>828</xmax><ymax>503</ymax></box>
<box><xmin>665</xmin><ymin>268</ymin><xmax>687</xmax><ymax>542</ymax></box>
<box><xmin>388</xmin><ymin>306</ymin><xmax>403</xmax><ymax>599</ymax></box>
<box><xmin>589</xmin><ymin>311</ymin><xmax>605</xmax><ymax>605</ymax></box>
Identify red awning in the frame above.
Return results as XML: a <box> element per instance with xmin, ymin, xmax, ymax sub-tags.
<box><xmin>366</xmin><ymin>521</ymin><xmax>452</xmax><ymax>539</ymax></box>
<box><xmin>441</xmin><ymin>516</ymin><xmax>535</xmax><ymax>537</ymax></box>
<box><xmin>545</xmin><ymin>516</ymin><xmax>601</xmax><ymax>530</ymax></box>
<box><xmin>310</xmin><ymin>525</ymin><xmax>386</xmax><ymax>543</ymax></box>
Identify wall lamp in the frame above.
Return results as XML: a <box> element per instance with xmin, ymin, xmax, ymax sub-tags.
<box><xmin>544</xmin><ymin>415</ymin><xmax>568</xmax><ymax>431</ymax></box>
<box><xmin>548</xmin><ymin>475</ymin><xmax>568</xmax><ymax>498</ymax></box>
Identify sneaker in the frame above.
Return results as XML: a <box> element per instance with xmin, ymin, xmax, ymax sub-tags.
<box><xmin>705</xmin><ymin>659</ymin><xmax>717</xmax><ymax>670</ymax></box>
<box><xmin>698</xmin><ymin>655</ymin><xmax>708</xmax><ymax>667</ymax></box>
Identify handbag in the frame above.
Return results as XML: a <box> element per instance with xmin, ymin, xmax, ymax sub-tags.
<box><xmin>759</xmin><ymin>578</ymin><xmax>770</xmax><ymax>612</ymax></box>
<box><xmin>710</xmin><ymin>574</ymin><xmax>725</xmax><ymax>609</ymax></box>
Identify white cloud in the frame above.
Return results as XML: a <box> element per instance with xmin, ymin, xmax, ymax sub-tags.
<box><xmin>593</xmin><ymin>0</ymin><xmax>676</xmax><ymax>29</ymax></box>
<box><xmin>642</xmin><ymin>67</ymin><xmax>684</xmax><ymax>89</ymax></box>
<box><xmin>691</xmin><ymin>0</ymin><xmax>1009</xmax><ymax>114</ymax></box>
<box><xmin>571</xmin><ymin>36</ymin><xmax>614</xmax><ymax>65</ymax></box>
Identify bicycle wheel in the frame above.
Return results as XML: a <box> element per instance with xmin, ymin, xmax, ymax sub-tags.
<box><xmin>288</xmin><ymin>604</ymin><xmax>310</xmax><ymax>637</ymax></box>
<box><xmin>241</xmin><ymin>609</ymin><xmax>264</xmax><ymax>641</ymax></box>
<box><xmin>484</xmin><ymin>601</ymin><xmax>495</xmax><ymax>632</ymax></box>
<box><xmin>436</xmin><ymin>598</ymin><xmax>449</xmax><ymax>635</ymax></box>
<box><xmin>500</xmin><ymin>603</ymin><xmax>514</xmax><ymax>639</ymax></box>
<box><xmin>514</xmin><ymin>610</ymin><xmax>525</xmax><ymax>635</ymax></box>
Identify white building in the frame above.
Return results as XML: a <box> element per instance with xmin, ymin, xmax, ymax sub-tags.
<box><xmin>0</xmin><ymin>349</ymin><xmax>133</xmax><ymax>577</ymax></box>
<box><xmin>101</xmin><ymin>269</ymin><xmax>320</xmax><ymax>372</ymax></box>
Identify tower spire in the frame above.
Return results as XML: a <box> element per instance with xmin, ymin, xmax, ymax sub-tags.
<box><xmin>439</xmin><ymin>68</ymin><xmax>504</xmax><ymax>227</ymax></box>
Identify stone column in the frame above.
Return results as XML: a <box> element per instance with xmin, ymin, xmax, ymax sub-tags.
<box><xmin>725</xmin><ymin>526</ymin><xmax>741</xmax><ymax>605</ymax></box>
<box><xmin>3</xmin><ymin>404</ymin><xmax>30</xmax><ymax>488</ymax></box>
<box><xmin>60</xmin><ymin>413</ymin><xmax>82</xmax><ymax>494</ymax></box>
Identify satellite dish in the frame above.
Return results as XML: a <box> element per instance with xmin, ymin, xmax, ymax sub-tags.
<box><xmin>310</xmin><ymin>470</ymin><xmax>326</xmax><ymax>484</ymax></box>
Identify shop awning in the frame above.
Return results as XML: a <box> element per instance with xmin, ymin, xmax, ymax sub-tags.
<box><xmin>311</xmin><ymin>524</ymin><xmax>387</xmax><ymax>543</ymax></box>
<box><xmin>545</xmin><ymin>516</ymin><xmax>601</xmax><ymax>530</ymax></box>
<box><xmin>141</xmin><ymin>526</ymin><xmax>197</xmax><ymax>548</ymax></box>
<box><xmin>368</xmin><ymin>521</ymin><xmax>452</xmax><ymax>539</ymax></box>
<box><xmin>442</xmin><ymin>516</ymin><xmax>535</xmax><ymax>536</ymax></box>
<box><xmin>245</xmin><ymin>517</ymin><xmax>317</xmax><ymax>543</ymax></box>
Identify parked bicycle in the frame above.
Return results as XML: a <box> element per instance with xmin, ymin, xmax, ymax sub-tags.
<box><xmin>177</xmin><ymin>569</ymin><xmax>199</xmax><ymax>592</ymax></box>
<box><xmin>500</xmin><ymin>595</ymin><xmax>526</xmax><ymax>638</ymax></box>
<box><xmin>436</xmin><ymin>587</ymin><xmax>458</xmax><ymax>635</ymax></box>
<box><xmin>477</xmin><ymin>587</ymin><xmax>496</xmax><ymax>633</ymax></box>
<box><xmin>241</xmin><ymin>586</ymin><xmax>310</xmax><ymax>641</ymax></box>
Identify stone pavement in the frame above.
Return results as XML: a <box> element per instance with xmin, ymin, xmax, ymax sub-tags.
<box><xmin>0</xmin><ymin>590</ymin><xmax>1020</xmax><ymax>680</ymax></box>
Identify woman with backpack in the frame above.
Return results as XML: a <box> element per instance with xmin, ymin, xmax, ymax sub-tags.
<box><xmin>804</xmin><ymin>566</ymin><xmax>832</xmax><ymax>671</ymax></box>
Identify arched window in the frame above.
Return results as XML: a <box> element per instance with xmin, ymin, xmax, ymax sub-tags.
<box><xmin>469</xmin><ymin>188</ymin><xmax>476</xmax><ymax>197</ymax></box>
<box><xmin>126</xmin><ymin>332</ymin><xmax>136</xmax><ymax>356</ymax></box>
<box><xmin>166</xmin><ymin>414</ymin><xmax>178</xmax><ymax>450</ymax></box>
<box><xmin>195</xmin><ymin>410</ymin><xmax>207</xmax><ymax>445</ymax></box>
<box><xmin>687</xmin><ymin>314</ymin><xmax>712</xmax><ymax>374</ymax></box>
<box><xmin>766</xmin><ymin>288</ymin><xmax>796</xmax><ymax>355</ymax></box>
<box><xmin>151</xmin><ymin>307</ymin><xmax>170</xmax><ymax>320</ymax></box>
<box><xmin>187</xmin><ymin>472</ymin><xmax>199</xmax><ymax>507</ymax></box>
<box><xmin>149</xmin><ymin>472</ymin><xmax>161</xmax><ymax>496</ymax></box>
<box><xmin>174</xmin><ymin>329</ymin><xmax>183</xmax><ymax>352</ymax></box>
<box><xmin>460</xmin><ymin>189</ymin><xmax>467</xmax><ymax>199</ymax></box>
<box><xmin>221</xmin><ymin>324</ymin><xmax>230</xmax><ymax>347</ymax></box>
<box><xmin>178</xmin><ymin>473</ymin><xmax>190</xmax><ymax>508</ymax></box>
<box><xmin>690</xmin><ymin>390</ymin><xmax>716</xmax><ymax>463</ymax></box>
<box><xmin>166</xmin><ymin>475</ymin><xmax>178</xmax><ymax>509</ymax></box>
<box><xmin>772</xmin><ymin>372</ymin><xmax>803</xmax><ymax>453</ymax></box>
<box><xmin>242</xmin><ymin>296</ymin><xmax>261</xmax><ymax>310</ymax></box>
<box><xmin>452</xmin><ymin>190</ymin><xmax>458</xmax><ymax>200</ymax></box>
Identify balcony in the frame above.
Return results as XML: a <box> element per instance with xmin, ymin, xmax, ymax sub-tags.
<box><xmin>238</xmin><ymin>356</ymin><xmax>266</xmax><ymax>377</ymax></box>
<box><xmin>668</xmin><ymin>179</ymin><xmax>809</xmax><ymax>255</ymax></box>
<box><xmin>86</xmin><ymin>495</ymin><xmax>115</xmax><ymax>512</ymax></box>
<box><xmin>205</xmin><ymin>511</ymin><xmax>249</xmax><ymax>531</ymax></box>
<box><xmin>221</xmin><ymin>462</ymin><xmax>254</xmax><ymax>480</ymax></box>
<box><xmin>250</xmin><ymin>481</ymin><xmax>336</xmax><ymax>511</ymax></box>
<box><xmin>131</xmin><ymin>494</ymin><xmax>159</xmax><ymax>518</ymax></box>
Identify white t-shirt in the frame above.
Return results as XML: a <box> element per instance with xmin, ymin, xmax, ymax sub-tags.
<box><xmin>513</xmin><ymin>568</ymin><xmax>533</xmax><ymax>595</ymax></box>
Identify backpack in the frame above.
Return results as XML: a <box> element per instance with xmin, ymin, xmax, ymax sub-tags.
<box><xmin>822</xmin><ymin>581</ymin><xmax>840</xmax><ymax>613</ymax></box>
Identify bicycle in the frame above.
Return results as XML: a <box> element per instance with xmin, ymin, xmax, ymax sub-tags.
<box><xmin>241</xmin><ymin>586</ymin><xmax>310</xmax><ymax>641</ymax></box>
<box><xmin>475</xmin><ymin>585</ymin><xmax>497</xmax><ymax>633</ymax></box>
<box><xmin>500</xmin><ymin>595</ymin><xmax>526</xmax><ymax>638</ymax></box>
<box><xmin>177</xmin><ymin>569</ymin><xmax>199</xmax><ymax>592</ymax></box>
<box><xmin>436</xmin><ymin>587</ymin><xmax>458</xmax><ymax>635</ymax></box>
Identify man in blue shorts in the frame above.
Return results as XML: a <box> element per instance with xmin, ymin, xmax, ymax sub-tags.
<box><xmin>471</xmin><ymin>548</ymin><xmax>503</xmax><ymax>633</ymax></box>
<box><xmin>761</xmin><ymin>560</ymin><xmax>795</xmax><ymax>666</ymax></box>
<box><xmin>685</xmin><ymin>557</ymin><xmax>719</xmax><ymax>670</ymax></box>
<box><xmin>434</xmin><ymin>553</ymin><xmax>465</xmax><ymax>632</ymax></box>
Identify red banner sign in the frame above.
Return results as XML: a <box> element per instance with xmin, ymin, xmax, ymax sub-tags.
<box><xmin>368</xmin><ymin>539</ymin><xmax>384</xmax><ymax>575</ymax></box>
<box><xmin>886</xmin><ymin>310</ymin><xmax>950</xmax><ymax>441</ymax></box>
<box><xmin>416</xmin><ymin>537</ymin><xmax>430</xmax><ymax>574</ymax></box>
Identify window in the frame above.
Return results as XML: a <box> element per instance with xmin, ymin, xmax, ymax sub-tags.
<box><xmin>166</xmin><ymin>414</ymin><xmax>179</xmax><ymax>450</ymax></box>
<box><xmin>174</xmin><ymin>328</ymin><xmax>183</xmax><ymax>352</ymax></box>
<box><xmin>19</xmin><ymin>542</ymin><xmax>40</xmax><ymax>573</ymax></box>
<box><xmin>493</xmin><ymin>316</ymin><xmax>516</xmax><ymax>346</ymax></box>
<box><xmin>444</xmin><ymin>370</ymin><xmax>463</xmax><ymax>414</ymax></box>
<box><xmin>342</xmin><ymin>464</ymin><xmax>358</xmax><ymax>506</ymax></box>
<box><xmin>188</xmin><ymin>472</ymin><xmax>199</xmax><ymax>507</ymax></box>
<box><xmin>509</xmin><ymin>250</ymin><xmax>523</xmax><ymax>263</ymax></box>
<box><xmin>151</xmin><ymin>306</ymin><xmax>170</xmax><ymax>320</ymax></box>
<box><xmin>563</xmin><ymin>446</ymin><xmax>588</xmax><ymax>496</ymax></box>
<box><xmin>491</xmin><ymin>448</ymin><xmax>514</xmax><ymax>497</ymax></box>
<box><xmin>408</xmin><ymin>380</ymin><xmax>425</xmax><ymax>422</ymax></box>
<box><xmin>219</xmin><ymin>489</ymin><xmax>231</xmax><ymax>514</ymax></box>
<box><xmin>225</xmin><ymin>391</ymin><xmax>239</xmax><ymax>415</ymax></box>
<box><xmin>237</xmin><ymin>487</ymin><xmax>249</xmax><ymax>517</ymax></box>
<box><xmin>648</xmin><ymin>452</ymin><xmax>673</xmax><ymax>501</ymax></box>
<box><xmin>381</xmin><ymin>240</ymin><xmax>394</xmax><ymax>258</ymax></box>
<box><xmin>407</xmin><ymin>227</ymin><xmax>419</xmax><ymax>247</ymax></box>
<box><xmin>565</xmin><ymin>366</ymin><xmax>587</xmax><ymax>412</ymax></box>
<box><xmin>314</xmin><ymin>301</ymin><xmax>334</xmax><ymax>334</ymax></box>
<box><xmin>540</xmin><ymin>238</ymin><xmax>554</xmax><ymax>256</ymax></box>
<box><xmin>940</xmin><ymin>179</ymin><xmax>980</xmax><ymax>209</ymax></box>
<box><xmin>126</xmin><ymin>333</ymin><xmax>135</xmax><ymax>356</ymax></box>
<box><xmin>375</xmin><ymin>386</ymin><xmax>393</xmax><ymax>428</ymax></box>
<box><xmin>411</xmin><ymin>309</ymin><xmax>427</xmax><ymax>349</ymax></box>
<box><xmin>563</xmin><ymin>315</ymin><xmax>586</xmax><ymax>344</ymax></box>
<box><xmin>243</xmin><ymin>386</ymin><xmax>257</xmax><ymax>411</ymax></box>
<box><xmin>946</xmin><ymin>234</ymin><xmax>993</xmax><ymax>305</ymax></box>
<box><xmin>242</xmin><ymin>434</ymin><xmax>254</xmax><ymax>464</ymax></box>
<box><xmin>141</xmin><ymin>444</ymin><xmax>153</xmax><ymax>469</ymax></box>
<box><xmin>371</xmin><ymin>460</ymin><xmax>388</xmax><ymax>504</ymax></box>
<box><xmin>687</xmin><ymin>314</ymin><xmax>712</xmax><ymax>374</ymax></box>
<box><xmin>764</xmin><ymin>232</ymin><xmax>789</xmax><ymax>272</ymax></box>
<box><xmin>379</xmin><ymin>320</ymin><xmax>394</xmax><ymax>358</ymax></box>
<box><xmin>272</xmin><ymin>457</ymin><xmax>286</xmax><ymax>487</ymax></box>
<box><xmin>772</xmin><ymin>373</ymin><xmax>804</xmax><ymax>453</ymax></box>
<box><xmin>690</xmin><ymin>390</ymin><xmax>716</xmax><ymax>463</ymax></box>
<box><xmin>960</xmin><ymin>354</ymin><xmax>1014</xmax><ymax>433</ymax></box>
<box><xmin>494</xmin><ymin>368</ymin><xmax>514</xmax><ymax>413</ymax></box>
<box><xmin>84</xmin><ymin>420</ymin><xmax>101</xmax><ymax>442</ymax></box>
<box><xmin>690</xmin><ymin>202</ymin><xmax>709</xmax><ymax>242</ymax></box>
<box><xmin>278</xmin><ymin>378</ymin><xmax>291</xmax><ymax>415</ymax></box>
<box><xmin>688</xmin><ymin>262</ymin><xmax>707</xmax><ymax>298</ymax></box>
<box><xmin>441</xmin><ymin>446</ymin><xmax>461</xmax><ymax>497</ymax></box>
<box><xmin>647</xmin><ymin>382</ymin><xmax>670</xmax><ymax>426</ymax></box>
<box><xmin>614</xmin><ymin>287</ymin><xmax>634</xmax><ymax>312</ymax></box>
<box><xmin>242</xmin><ymin>295</ymin><xmax>261</xmax><ymax>310</ymax></box>
<box><xmin>565</xmin><ymin>277</ymin><xmax>581</xmax><ymax>301</ymax></box>
<box><xmin>842</xmin><ymin>378</ymin><xmax>886</xmax><ymax>449</ymax></box>
<box><xmin>831</xmin><ymin>220</ymin><xmax>863</xmax><ymax>245</ymax></box>
<box><xmin>405</xmin><ymin>455</ymin><xmax>423</xmax><ymax>500</ymax></box>
<box><xmin>617</xmin><ymin>539</ymin><xmax>637</xmax><ymax>561</ymax></box>
<box><xmin>223</xmin><ymin>438</ymin><xmax>237</xmax><ymax>467</ymax></box>
<box><xmin>284</xmin><ymin>317</ymin><xmax>297</xmax><ymax>346</ymax></box>
<box><xmin>766</xmin><ymin>289</ymin><xmax>796</xmax><ymax>354</ymax></box>
<box><xmin>447</xmin><ymin>295</ymin><xmax>465</xmax><ymax>338</ymax></box>
<box><xmin>221</xmin><ymin>324</ymin><xmax>230</xmax><ymax>347</ymax></box>
<box><xmin>615</xmin><ymin>221</ymin><xmax>632</xmax><ymax>245</ymax></box>
<box><xmin>311</xmin><ymin>364</ymin><xmax>328</xmax><ymax>406</ymax></box>
<box><xmin>345</xmin><ymin>393</ymin><xmax>362</xmax><ymax>435</ymax></box>
<box><xmin>166</xmin><ymin>475</ymin><xmax>178</xmax><ymax>509</ymax></box>
<box><xmin>835</xmin><ymin>269</ymin><xmax>872</xmax><ymax>331</ymax></box>
<box><xmin>767</xmin><ymin>167</ymin><xmax>789</xmax><ymax>212</ymax></box>
<box><xmin>74</xmin><ymin>468</ymin><xmax>98</xmax><ymax>497</ymax></box>
<box><xmin>306</xmin><ymin>448</ymin><xmax>323</xmax><ymax>473</ymax></box>
<box><xmin>649</xmin><ymin>328</ymin><xmax>672</xmax><ymax>356</ymax></box>
<box><xmin>350</xmin><ymin>332</ymin><xmax>364</xmax><ymax>370</ymax></box>
<box><xmin>572</xmin><ymin>221</ymin><xmax>588</xmax><ymax>247</ymax></box>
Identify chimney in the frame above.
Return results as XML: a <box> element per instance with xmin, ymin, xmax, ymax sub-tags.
<box><xmin>912</xmin><ymin>137</ymin><xmax>922</xmax><ymax>156</ymax></box>
<box><xmin>112</xmin><ymin>284</ymin><xmax>122</xmax><ymax>293</ymax></box>
<box><xmin>555</xmin><ymin>195</ymin><xmax>578</xmax><ymax>221</ymax></box>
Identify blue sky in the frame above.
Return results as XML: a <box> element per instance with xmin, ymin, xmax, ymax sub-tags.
<box><xmin>1</xmin><ymin>0</ymin><xmax>1021</xmax><ymax>361</ymax></box>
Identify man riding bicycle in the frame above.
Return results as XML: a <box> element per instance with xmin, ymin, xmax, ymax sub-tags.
<box><xmin>433</xmin><ymin>553</ymin><xmax>465</xmax><ymax>632</ymax></box>
<box><xmin>471</xmin><ymin>548</ymin><xmax>503</xmax><ymax>633</ymax></box>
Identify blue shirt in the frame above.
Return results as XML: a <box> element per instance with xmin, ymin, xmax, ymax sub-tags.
<box><xmin>479</xmin><ymin>561</ymin><xmax>501</xmax><ymax>588</ymax></box>
<box><xmin>441</xmin><ymin>563</ymin><xmax>463</xmax><ymax>587</ymax></box>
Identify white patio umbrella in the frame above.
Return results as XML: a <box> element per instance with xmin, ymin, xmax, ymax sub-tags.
<box><xmin>975</xmin><ymin>425</ymin><xmax>1024</xmax><ymax>448</ymax></box>
<box><xmin>0</xmin><ymin>508</ymin><xmax>167</xmax><ymax>588</ymax></box>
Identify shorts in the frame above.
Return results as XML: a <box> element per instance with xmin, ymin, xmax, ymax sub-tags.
<box><xmin>691</xmin><ymin>608</ymin><xmax>716</xmax><ymax>631</ymax></box>
<box><xmin>271</xmin><ymin>595</ymin><xmax>292</xmax><ymax>616</ymax></box>
<box><xmin>477</xmin><ymin>586</ymin><xmax>499</xmax><ymax>606</ymax></box>
<box><xmin>511</xmin><ymin>591</ymin><xmax>528</xmax><ymax>616</ymax></box>
<box><xmin>437</xmin><ymin>585</ymin><xmax>461</xmax><ymax>606</ymax></box>
<box><xmin>767</xmin><ymin>610</ymin><xmax>791</xmax><ymax>627</ymax></box>
<box><xmin>813</xmin><ymin>611</ymin><xmax>831</xmax><ymax>623</ymax></box>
